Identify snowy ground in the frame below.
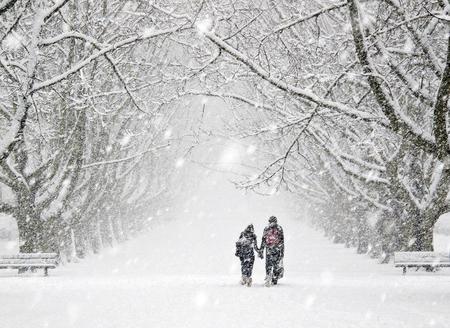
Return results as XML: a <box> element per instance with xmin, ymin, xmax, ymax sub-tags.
<box><xmin>2</xmin><ymin>213</ymin><xmax>450</xmax><ymax>328</ymax></box>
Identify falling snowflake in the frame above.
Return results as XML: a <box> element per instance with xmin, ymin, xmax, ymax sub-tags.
<box><xmin>119</xmin><ymin>134</ymin><xmax>131</xmax><ymax>146</ymax></box>
<box><xmin>246</xmin><ymin>145</ymin><xmax>256</xmax><ymax>154</ymax></box>
<box><xmin>196</xmin><ymin>18</ymin><xmax>213</xmax><ymax>35</ymax></box>
<box><xmin>2</xmin><ymin>32</ymin><xmax>22</xmax><ymax>50</ymax></box>
<box><xmin>175</xmin><ymin>158</ymin><xmax>185</xmax><ymax>168</ymax></box>
<box><xmin>164</xmin><ymin>128</ymin><xmax>172</xmax><ymax>139</ymax></box>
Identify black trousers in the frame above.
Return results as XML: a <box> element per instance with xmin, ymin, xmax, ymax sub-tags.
<box><xmin>266</xmin><ymin>247</ymin><xmax>283</xmax><ymax>278</ymax></box>
<box><xmin>240</xmin><ymin>255</ymin><xmax>255</xmax><ymax>277</ymax></box>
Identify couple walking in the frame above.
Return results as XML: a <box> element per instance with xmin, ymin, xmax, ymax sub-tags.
<box><xmin>235</xmin><ymin>216</ymin><xmax>284</xmax><ymax>287</ymax></box>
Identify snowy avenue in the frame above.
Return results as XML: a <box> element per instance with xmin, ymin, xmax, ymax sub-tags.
<box><xmin>2</xmin><ymin>212</ymin><xmax>450</xmax><ymax>328</ymax></box>
<box><xmin>1</xmin><ymin>0</ymin><xmax>450</xmax><ymax>327</ymax></box>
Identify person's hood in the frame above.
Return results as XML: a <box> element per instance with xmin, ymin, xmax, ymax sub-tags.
<box><xmin>268</xmin><ymin>216</ymin><xmax>277</xmax><ymax>224</ymax></box>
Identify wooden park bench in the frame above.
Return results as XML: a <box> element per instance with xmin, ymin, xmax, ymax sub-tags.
<box><xmin>0</xmin><ymin>253</ymin><xmax>58</xmax><ymax>276</ymax></box>
<box><xmin>394</xmin><ymin>251</ymin><xmax>450</xmax><ymax>274</ymax></box>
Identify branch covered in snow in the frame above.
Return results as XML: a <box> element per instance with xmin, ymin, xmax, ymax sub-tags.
<box><xmin>31</xmin><ymin>26</ymin><xmax>185</xmax><ymax>93</ymax></box>
<box><xmin>203</xmin><ymin>30</ymin><xmax>389</xmax><ymax>126</ymax></box>
<box><xmin>82</xmin><ymin>144</ymin><xmax>170</xmax><ymax>169</ymax></box>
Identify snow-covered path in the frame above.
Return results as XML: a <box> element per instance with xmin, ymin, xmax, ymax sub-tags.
<box><xmin>2</xmin><ymin>213</ymin><xmax>450</xmax><ymax>328</ymax></box>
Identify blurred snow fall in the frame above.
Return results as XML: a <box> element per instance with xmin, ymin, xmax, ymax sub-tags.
<box><xmin>0</xmin><ymin>214</ymin><xmax>19</xmax><ymax>254</ymax></box>
<box><xmin>433</xmin><ymin>213</ymin><xmax>450</xmax><ymax>253</ymax></box>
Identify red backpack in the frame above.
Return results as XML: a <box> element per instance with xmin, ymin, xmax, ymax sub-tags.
<box><xmin>265</xmin><ymin>227</ymin><xmax>280</xmax><ymax>247</ymax></box>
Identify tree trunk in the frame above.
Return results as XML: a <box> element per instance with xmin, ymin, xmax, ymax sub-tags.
<box><xmin>16</xmin><ymin>214</ymin><xmax>45</xmax><ymax>253</ymax></box>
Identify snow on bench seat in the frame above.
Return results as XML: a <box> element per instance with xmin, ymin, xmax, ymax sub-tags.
<box><xmin>394</xmin><ymin>251</ymin><xmax>450</xmax><ymax>274</ymax></box>
<box><xmin>0</xmin><ymin>253</ymin><xmax>58</xmax><ymax>276</ymax></box>
<box><xmin>0</xmin><ymin>253</ymin><xmax>57</xmax><ymax>259</ymax></box>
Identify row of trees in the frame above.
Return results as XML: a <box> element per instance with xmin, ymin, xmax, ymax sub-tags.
<box><xmin>0</xmin><ymin>0</ymin><xmax>206</xmax><ymax>260</ymax></box>
<box><xmin>183</xmin><ymin>0</ymin><xmax>450</xmax><ymax>258</ymax></box>
<box><xmin>1</xmin><ymin>0</ymin><xmax>448</xmax><ymax>261</ymax></box>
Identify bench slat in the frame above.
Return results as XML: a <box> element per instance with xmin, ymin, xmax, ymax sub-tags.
<box><xmin>394</xmin><ymin>252</ymin><xmax>450</xmax><ymax>264</ymax></box>
<box><xmin>0</xmin><ymin>259</ymin><xmax>57</xmax><ymax>265</ymax></box>
<box><xmin>0</xmin><ymin>253</ymin><xmax>57</xmax><ymax>260</ymax></box>
<box><xmin>395</xmin><ymin>263</ymin><xmax>450</xmax><ymax>267</ymax></box>
<box><xmin>0</xmin><ymin>264</ymin><xmax>56</xmax><ymax>268</ymax></box>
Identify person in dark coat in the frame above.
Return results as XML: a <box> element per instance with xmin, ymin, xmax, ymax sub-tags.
<box><xmin>259</xmin><ymin>216</ymin><xmax>284</xmax><ymax>286</ymax></box>
<box><xmin>235</xmin><ymin>224</ymin><xmax>259</xmax><ymax>286</ymax></box>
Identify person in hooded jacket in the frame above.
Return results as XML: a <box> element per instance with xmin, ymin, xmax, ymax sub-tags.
<box><xmin>235</xmin><ymin>224</ymin><xmax>259</xmax><ymax>286</ymax></box>
<box><xmin>259</xmin><ymin>216</ymin><xmax>284</xmax><ymax>286</ymax></box>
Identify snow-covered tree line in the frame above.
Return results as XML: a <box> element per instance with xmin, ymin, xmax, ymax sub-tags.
<box><xmin>1</xmin><ymin>0</ymin><xmax>448</xmax><ymax>260</ymax></box>
<box><xmin>180</xmin><ymin>0</ymin><xmax>449</xmax><ymax>258</ymax></box>
<box><xmin>0</xmin><ymin>0</ymin><xmax>208</xmax><ymax>259</ymax></box>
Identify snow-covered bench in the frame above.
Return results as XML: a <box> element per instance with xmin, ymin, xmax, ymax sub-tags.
<box><xmin>0</xmin><ymin>253</ymin><xmax>58</xmax><ymax>276</ymax></box>
<box><xmin>394</xmin><ymin>252</ymin><xmax>450</xmax><ymax>274</ymax></box>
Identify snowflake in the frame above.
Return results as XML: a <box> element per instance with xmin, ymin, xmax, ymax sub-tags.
<box><xmin>246</xmin><ymin>145</ymin><xmax>256</xmax><ymax>154</ymax></box>
<box><xmin>164</xmin><ymin>128</ymin><xmax>172</xmax><ymax>140</ymax></box>
<box><xmin>119</xmin><ymin>134</ymin><xmax>131</xmax><ymax>146</ymax></box>
<box><xmin>175</xmin><ymin>157</ymin><xmax>185</xmax><ymax>168</ymax></box>
<box><xmin>3</xmin><ymin>32</ymin><xmax>22</xmax><ymax>50</ymax></box>
<box><xmin>196</xmin><ymin>18</ymin><xmax>213</xmax><ymax>35</ymax></box>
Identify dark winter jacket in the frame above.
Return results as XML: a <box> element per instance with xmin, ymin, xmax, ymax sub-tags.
<box><xmin>260</xmin><ymin>223</ymin><xmax>284</xmax><ymax>257</ymax></box>
<box><xmin>236</xmin><ymin>225</ymin><xmax>259</xmax><ymax>258</ymax></box>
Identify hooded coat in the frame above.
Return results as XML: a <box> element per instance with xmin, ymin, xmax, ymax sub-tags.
<box><xmin>236</xmin><ymin>224</ymin><xmax>259</xmax><ymax>259</ymax></box>
<box><xmin>236</xmin><ymin>224</ymin><xmax>259</xmax><ymax>278</ymax></box>
<box><xmin>260</xmin><ymin>218</ymin><xmax>285</xmax><ymax>280</ymax></box>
